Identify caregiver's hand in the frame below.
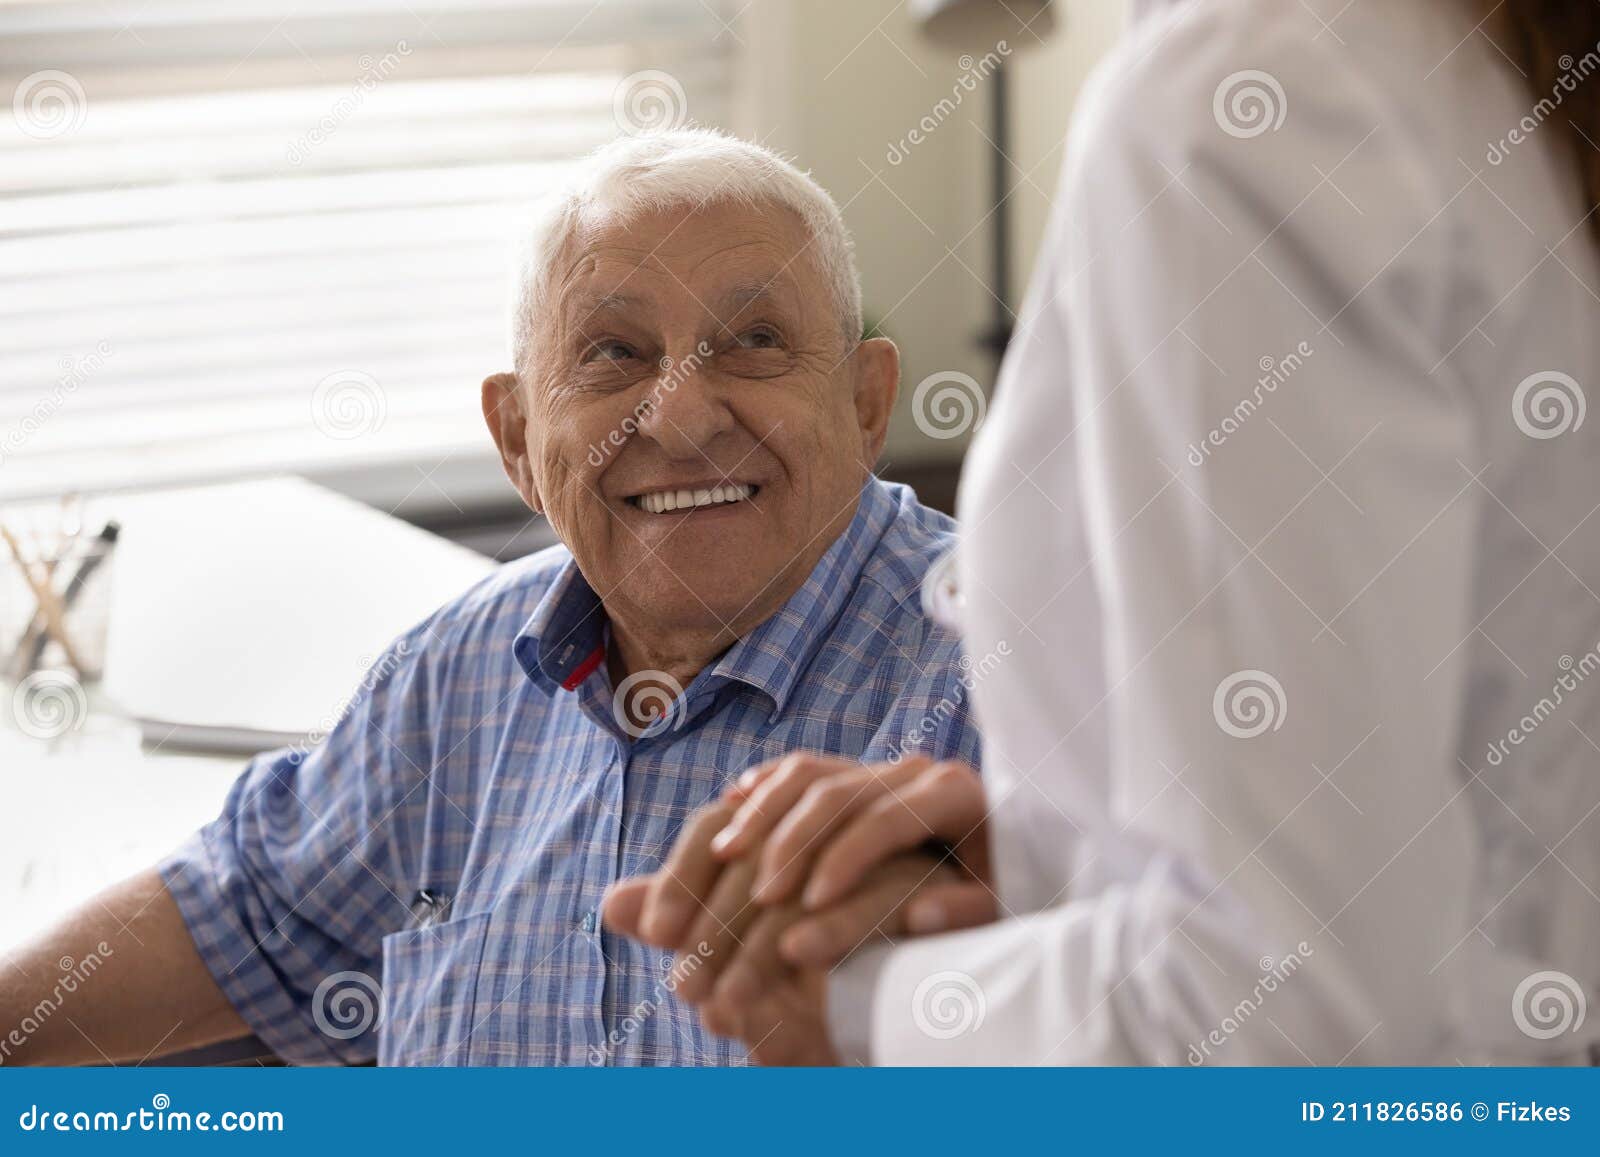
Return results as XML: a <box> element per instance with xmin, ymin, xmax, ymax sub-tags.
<box><xmin>600</xmin><ymin>752</ymin><xmax>865</xmax><ymax>960</ymax></box>
<box><xmin>711</xmin><ymin>753</ymin><xmax>996</xmax><ymax>957</ymax></box>
<box><xmin>602</xmin><ymin>752</ymin><xmax>997</xmax><ymax>984</ymax></box>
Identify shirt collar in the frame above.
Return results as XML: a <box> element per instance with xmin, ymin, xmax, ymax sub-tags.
<box><xmin>513</xmin><ymin>477</ymin><xmax>900</xmax><ymax>714</ymax></box>
<box><xmin>514</xmin><ymin>558</ymin><xmax>608</xmax><ymax>695</ymax></box>
<box><xmin>700</xmin><ymin>476</ymin><xmax>898</xmax><ymax>718</ymax></box>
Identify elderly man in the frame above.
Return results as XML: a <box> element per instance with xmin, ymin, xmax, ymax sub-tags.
<box><xmin>0</xmin><ymin>130</ymin><xmax>979</xmax><ymax>1066</ymax></box>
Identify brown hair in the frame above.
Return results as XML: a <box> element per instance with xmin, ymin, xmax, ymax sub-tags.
<box><xmin>1492</xmin><ymin>2</ymin><xmax>1600</xmax><ymax>238</ymax></box>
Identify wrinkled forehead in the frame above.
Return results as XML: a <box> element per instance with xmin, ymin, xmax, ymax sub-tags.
<box><xmin>551</xmin><ymin>199</ymin><xmax>822</xmax><ymax>328</ymax></box>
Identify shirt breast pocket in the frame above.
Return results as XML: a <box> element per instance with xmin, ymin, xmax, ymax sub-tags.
<box><xmin>378</xmin><ymin>910</ymin><xmax>492</xmax><ymax>1066</ymax></box>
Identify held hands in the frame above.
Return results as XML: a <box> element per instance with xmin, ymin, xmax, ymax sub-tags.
<box><xmin>601</xmin><ymin>753</ymin><xmax>995</xmax><ymax>1064</ymax></box>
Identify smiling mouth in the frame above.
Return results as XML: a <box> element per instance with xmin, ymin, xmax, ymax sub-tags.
<box><xmin>627</xmin><ymin>483</ymin><xmax>760</xmax><ymax>515</ymax></box>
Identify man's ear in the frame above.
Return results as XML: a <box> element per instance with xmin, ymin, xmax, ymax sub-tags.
<box><xmin>851</xmin><ymin>336</ymin><xmax>900</xmax><ymax>466</ymax></box>
<box><xmin>481</xmin><ymin>371</ymin><xmax>542</xmax><ymax>513</ymax></box>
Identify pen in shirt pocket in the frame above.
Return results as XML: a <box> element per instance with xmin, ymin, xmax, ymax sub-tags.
<box><xmin>410</xmin><ymin>888</ymin><xmax>452</xmax><ymax>929</ymax></box>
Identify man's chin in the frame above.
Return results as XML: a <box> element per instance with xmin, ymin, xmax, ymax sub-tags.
<box><xmin>623</xmin><ymin>569</ymin><xmax>790</xmax><ymax>639</ymax></box>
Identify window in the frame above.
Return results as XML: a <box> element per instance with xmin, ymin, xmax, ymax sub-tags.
<box><xmin>0</xmin><ymin>0</ymin><xmax>735</xmax><ymax>513</ymax></box>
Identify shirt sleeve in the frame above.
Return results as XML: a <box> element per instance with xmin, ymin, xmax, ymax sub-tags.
<box><xmin>841</xmin><ymin>20</ymin><xmax>1493</xmax><ymax>1065</ymax></box>
<box><xmin>861</xmin><ymin>594</ymin><xmax>985</xmax><ymax>772</ymax></box>
<box><xmin>160</xmin><ymin>626</ymin><xmax>438</xmax><ymax>1064</ymax></box>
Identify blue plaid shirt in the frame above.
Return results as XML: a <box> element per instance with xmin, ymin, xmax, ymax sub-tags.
<box><xmin>162</xmin><ymin>479</ymin><xmax>980</xmax><ymax>1066</ymax></box>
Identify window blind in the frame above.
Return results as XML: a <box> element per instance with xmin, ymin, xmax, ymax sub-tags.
<box><xmin>0</xmin><ymin>0</ymin><xmax>734</xmax><ymax>509</ymax></box>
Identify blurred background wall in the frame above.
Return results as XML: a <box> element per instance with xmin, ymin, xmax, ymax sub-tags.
<box><xmin>0</xmin><ymin>0</ymin><xmax>1127</xmax><ymax>556</ymax></box>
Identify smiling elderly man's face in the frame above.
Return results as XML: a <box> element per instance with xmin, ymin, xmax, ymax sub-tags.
<box><xmin>483</xmin><ymin>199</ymin><xmax>898</xmax><ymax>651</ymax></box>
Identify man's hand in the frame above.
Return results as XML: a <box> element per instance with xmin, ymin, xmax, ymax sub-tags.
<box><xmin>700</xmin><ymin>938</ymin><xmax>835</xmax><ymax>1066</ymax></box>
<box><xmin>601</xmin><ymin>752</ymin><xmax>1000</xmax><ymax>1062</ymax></box>
<box><xmin>607</xmin><ymin>847</ymin><xmax>968</xmax><ymax>1064</ymax></box>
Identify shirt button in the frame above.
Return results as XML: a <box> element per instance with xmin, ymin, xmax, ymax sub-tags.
<box><xmin>579</xmin><ymin>910</ymin><xmax>596</xmax><ymax>933</ymax></box>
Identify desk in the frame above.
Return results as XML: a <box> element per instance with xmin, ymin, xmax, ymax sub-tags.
<box><xmin>0</xmin><ymin>699</ymin><xmax>241</xmax><ymax>954</ymax></box>
<box><xmin>1</xmin><ymin>475</ymin><xmax>497</xmax><ymax>956</ymax></box>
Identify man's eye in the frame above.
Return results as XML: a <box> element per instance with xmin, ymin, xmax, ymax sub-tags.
<box><xmin>587</xmin><ymin>340</ymin><xmax>637</xmax><ymax>362</ymax></box>
<box><xmin>733</xmin><ymin>328</ymin><xmax>780</xmax><ymax>350</ymax></box>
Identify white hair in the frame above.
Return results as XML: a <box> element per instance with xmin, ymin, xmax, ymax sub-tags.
<box><xmin>509</xmin><ymin>128</ymin><xmax>862</xmax><ymax>370</ymax></box>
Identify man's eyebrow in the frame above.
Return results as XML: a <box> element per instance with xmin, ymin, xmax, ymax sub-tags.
<box><xmin>715</xmin><ymin>282</ymin><xmax>792</xmax><ymax>319</ymax></box>
<box><xmin>576</xmin><ymin>290</ymin><xmax>645</xmax><ymax>314</ymax></box>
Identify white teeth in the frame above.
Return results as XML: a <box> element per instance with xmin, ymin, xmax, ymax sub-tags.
<box><xmin>635</xmin><ymin>483</ymin><xmax>753</xmax><ymax>514</ymax></box>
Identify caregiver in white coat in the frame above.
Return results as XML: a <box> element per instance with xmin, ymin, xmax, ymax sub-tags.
<box><xmin>826</xmin><ymin>0</ymin><xmax>1600</xmax><ymax>1064</ymax></box>
<box><xmin>610</xmin><ymin>0</ymin><xmax>1600</xmax><ymax>1064</ymax></box>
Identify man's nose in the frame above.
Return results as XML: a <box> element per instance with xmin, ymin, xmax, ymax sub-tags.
<box><xmin>633</xmin><ymin>361</ymin><xmax>734</xmax><ymax>457</ymax></box>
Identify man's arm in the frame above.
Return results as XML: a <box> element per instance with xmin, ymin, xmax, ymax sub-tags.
<box><xmin>0</xmin><ymin>869</ymin><xmax>248</xmax><ymax>1065</ymax></box>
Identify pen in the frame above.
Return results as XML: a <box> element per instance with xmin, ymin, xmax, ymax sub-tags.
<box><xmin>0</xmin><ymin>523</ymin><xmax>88</xmax><ymax>676</ymax></box>
<box><xmin>23</xmin><ymin>521</ymin><xmax>119</xmax><ymax>675</ymax></box>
